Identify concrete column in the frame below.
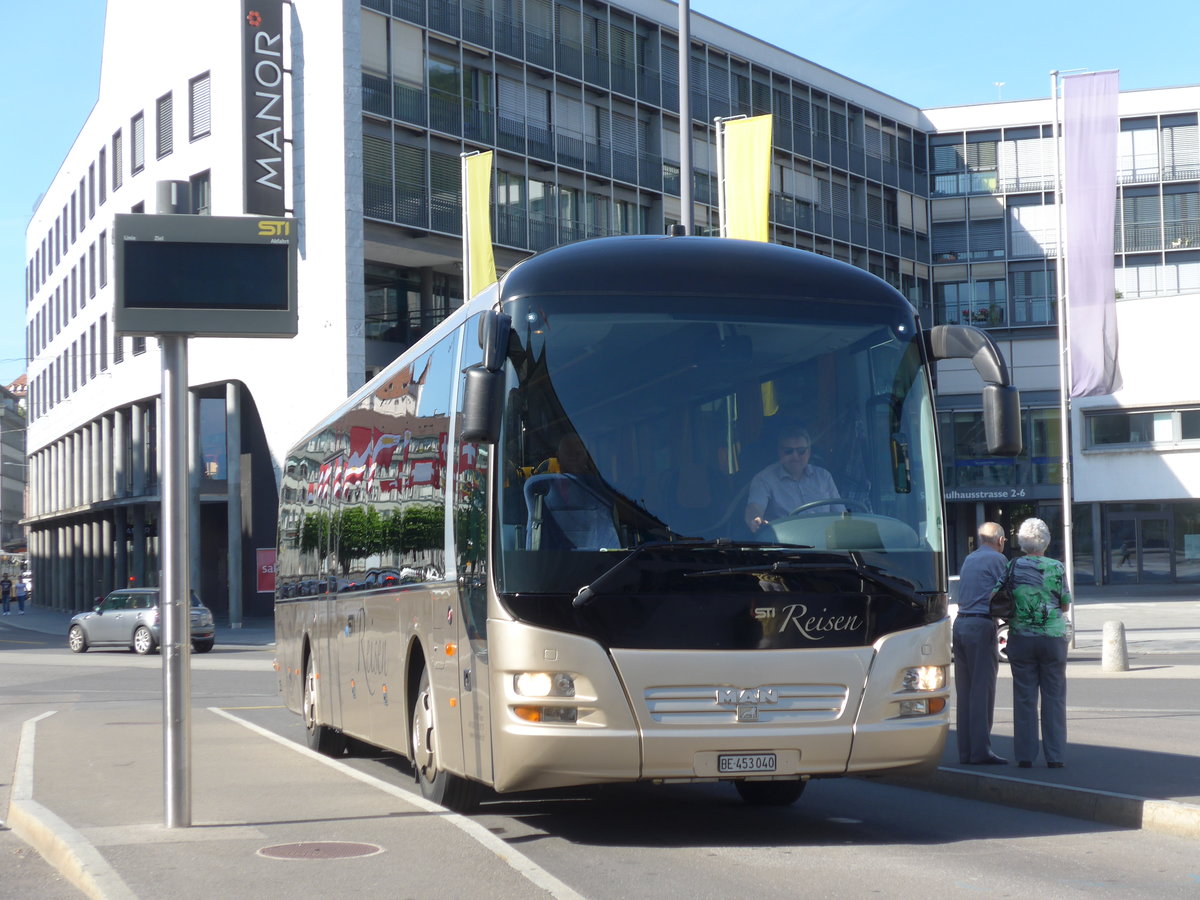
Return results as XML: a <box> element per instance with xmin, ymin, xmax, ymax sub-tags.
<box><xmin>90</xmin><ymin>421</ymin><xmax>102</xmax><ymax>505</ymax></box>
<box><xmin>72</xmin><ymin>521</ymin><xmax>85</xmax><ymax>610</ymax></box>
<box><xmin>101</xmin><ymin>414</ymin><xmax>114</xmax><ymax>501</ymax></box>
<box><xmin>226</xmin><ymin>383</ymin><xmax>243</xmax><ymax>627</ymax></box>
<box><xmin>101</xmin><ymin>516</ymin><xmax>115</xmax><ymax>594</ymax></box>
<box><xmin>131</xmin><ymin>506</ymin><xmax>146</xmax><ymax>587</ymax></box>
<box><xmin>114</xmin><ymin>507</ymin><xmax>128</xmax><ymax>589</ymax></box>
<box><xmin>56</xmin><ymin>525</ymin><xmax>68</xmax><ymax>611</ymax></box>
<box><xmin>51</xmin><ymin>441</ymin><xmax>60</xmax><ymax>513</ymax></box>
<box><xmin>189</xmin><ymin>391</ymin><xmax>201</xmax><ymax>607</ymax></box>
<box><xmin>72</xmin><ymin>431</ymin><xmax>83</xmax><ymax>509</ymax></box>
<box><xmin>81</xmin><ymin>520</ymin><xmax>94</xmax><ymax>607</ymax></box>
<box><xmin>114</xmin><ymin>408</ymin><xmax>127</xmax><ymax>498</ymax></box>
<box><xmin>131</xmin><ymin>402</ymin><xmax>145</xmax><ymax>496</ymax></box>
<box><xmin>81</xmin><ymin>427</ymin><xmax>92</xmax><ymax>507</ymax></box>
<box><xmin>420</xmin><ymin>266</ymin><xmax>435</xmax><ymax>329</ymax></box>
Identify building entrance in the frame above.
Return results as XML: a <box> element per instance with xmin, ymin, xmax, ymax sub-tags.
<box><xmin>1107</xmin><ymin>514</ymin><xmax>1172</xmax><ymax>584</ymax></box>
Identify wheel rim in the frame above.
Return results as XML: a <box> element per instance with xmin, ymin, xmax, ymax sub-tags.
<box><xmin>411</xmin><ymin>681</ymin><xmax>435</xmax><ymax>782</ymax></box>
<box><xmin>69</xmin><ymin>627</ymin><xmax>84</xmax><ymax>651</ymax></box>
<box><xmin>134</xmin><ymin>628</ymin><xmax>152</xmax><ymax>653</ymax></box>
<box><xmin>304</xmin><ymin>660</ymin><xmax>318</xmax><ymax>734</ymax></box>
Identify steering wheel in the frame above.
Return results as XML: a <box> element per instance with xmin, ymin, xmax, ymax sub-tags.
<box><xmin>787</xmin><ymin>497</ymin><xmax>871</xmax><ymax>517</ymax></box>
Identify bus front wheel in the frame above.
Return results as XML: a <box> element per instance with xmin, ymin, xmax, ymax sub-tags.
<box><xmin>411</xmin><ymin>668</ymin><xmax>480</xmax><ymax>812</ymax></box>
<box><xmin>304</xmin><ymin>653</ymin><xmax>346</xmax><ymax>756</ymax></box>
<box><xmin>734</xmin><ymin>779</ymin><xmax>806</xmax><ymax>806</ymax></box>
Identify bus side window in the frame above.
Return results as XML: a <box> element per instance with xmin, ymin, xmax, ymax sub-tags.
<box><xmin>456</xmin><ymin>315</ymin><xmax>490</xmax><ymax>643</ymax></box>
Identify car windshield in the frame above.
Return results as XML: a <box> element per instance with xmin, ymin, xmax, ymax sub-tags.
<box><xmin>495</xmin><ymin>293</ymin><xmax>944</xmax><ymax>600</ymax></box>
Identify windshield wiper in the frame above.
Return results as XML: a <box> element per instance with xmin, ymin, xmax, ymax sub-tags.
<box><xmin>571</xmin><ymin>538</ymin><xmax>813</xmax><ymax>607</ymax></box>
<box><xmin>684</xmin><ymin>553</ymin><xmax>922</xmax><ymax>609</ymax></box>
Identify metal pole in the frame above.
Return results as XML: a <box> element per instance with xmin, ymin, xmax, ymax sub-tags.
<box><xmin>1051</xmin><ymin>70</ymin><xmax>1077</xmax><ymax>647</ymax></box>
<box><xmin>678</xmin><ymin>0</ymin><xmax>692</xmax><ymax>234</ymax></box>
<box><xmin>715</xmin><ymin>117</ymin><xmax>726</xmax><ymax>236</ymax></box>
<box><xmin>161</xmin><ymin>335</ymin><xmax>192</xmax><ymax>827</ymax></box>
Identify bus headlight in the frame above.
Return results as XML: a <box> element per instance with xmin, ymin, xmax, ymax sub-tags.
<box><xmin>902</xmin><ymin>665</ymin><xmax>946</xmax><ymax>692</ymax></box>
<box><xmin>513</xmin><ymin>672</ymin><xmax>576</xmax><ymax>698</ymax></box>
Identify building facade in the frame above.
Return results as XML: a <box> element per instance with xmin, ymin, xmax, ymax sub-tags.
<box><xmin>23</xmin><ymin>0</ymin><xmax>1200</xmax><ymax>616</ymax></box>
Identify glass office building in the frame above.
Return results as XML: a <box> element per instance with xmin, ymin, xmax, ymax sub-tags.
<box><xmin>23</xmin><ymin>1</ymin><xmax>1200</xmax><ymax>614</ymax></box>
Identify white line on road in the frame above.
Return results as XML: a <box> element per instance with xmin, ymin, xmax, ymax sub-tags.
<box><xmin>210</xmin><ymin>706</ymin><xmax>587</xmax><ymax>900</ymax></box>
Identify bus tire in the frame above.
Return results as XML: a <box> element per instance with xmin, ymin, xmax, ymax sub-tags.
<box><xmin>411</xmin><ymin>668</ymin><xmax>480</xmax><ymax>812</ymax></box>
<box><xmin>734</xmin><ymin>779</ymin><xmax>806</xmax><ymax>806</ymax></box>
<box><xmin>304</xmin><ymin>652</ymin><xmax>346</xmax><ymax>756</ymax></box>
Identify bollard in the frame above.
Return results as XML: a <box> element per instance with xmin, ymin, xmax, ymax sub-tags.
<box><xmin>1102</xmin><ymin>620</ymin><xmax>1129</xmax><ymax>672</ymax></box>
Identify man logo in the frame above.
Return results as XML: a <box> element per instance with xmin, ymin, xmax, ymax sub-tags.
<box><xmin>258</xmin><ymin>220</ymin><xmax>290</xmax><ymax>237</ymax></box>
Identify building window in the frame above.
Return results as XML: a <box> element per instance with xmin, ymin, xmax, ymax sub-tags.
<box><xmin>190</xmin><ymin>170</ymin><xmax>211</xmax><ymax>215</ymax></box>
<box><xmin>99</xmin><ymin>231</ymin><xmax>108</xmax><ymax>286</ymax></box>
<box><xmin>100</xmin><ymin>315</ymin><xmax>108</xmax><ymax>371</ymax></box>
<box><xmin>99</xmin><ymin>146</ymin><xmax>107</xmax><ymax>203</ymax></box>
<box><xmin>133</xmin><ymin>336</ymin><xmax>147</xmax><ymax>355</ymax></box>
<box><xmin>1086</xmin><ymin>407</ymin><xmax>1200</xmax><ymax>448</ymax></box>
<box><xmin>88</xmin><ymin>163</ymin><xmax>96</xmax><ymax>218</ymax></box>
<box><xmin>189</xmin><ymin>72</ymin><xmax>211</xmax><ymax>140</ymax></box>
<box><xmin>131</xmin><ymin>112</ymin><xmax>145</xmax><ymax>174</ymax></box>
<box><xmin>112</xmin><ymin>130</ymin><xmax>124</xmax><ymax>189</ymax></box>
<box><xmin>156</xmin><ymin>92</ymin><xmax>173</xmax><ymax>158</ymax></box>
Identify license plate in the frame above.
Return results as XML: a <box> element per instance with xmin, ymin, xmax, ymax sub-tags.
<box><xmin>718</xmin><ymin>753</ymin><xmax>777</xmax><ymax>774</ymax></box>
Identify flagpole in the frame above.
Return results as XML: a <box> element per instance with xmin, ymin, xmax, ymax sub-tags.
<box><xmin>1051</xmin><ymin>69</ymin><xmax>1077</xmax><ymax>647</ymax></box>
<box><xmin>461</xmin><ymin>153</ymin><xmax>473</xmax><ymax>302</ymax></box>
<box><xmin>715</xmin><ymin>117</ymin><xmax>726</xmax><ymax>236</ymax></box>
<box><xmin>678</xmin><ymin>0</ymin><xmax>692</xmax><ymax>235</ymax></box>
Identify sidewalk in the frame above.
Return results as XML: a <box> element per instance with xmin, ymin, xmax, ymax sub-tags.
<box><xmin>2</xmin><ymin>587</ymin><xmax>1199</xmax><ymax>899</ymax></box>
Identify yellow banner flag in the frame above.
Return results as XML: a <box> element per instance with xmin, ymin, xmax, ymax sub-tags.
<box><xmin>463</xmin><ymin>151</ymin><xmax>497</xmax><ymax>296</ymax></box>
<box><xmin>722</xmin><ymin>115</ymin><xmax>773</xmax><ymax>242</ymax></box>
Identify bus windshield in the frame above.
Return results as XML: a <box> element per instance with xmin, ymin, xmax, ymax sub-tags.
<box><xmin>496</xmin><ymin>292</ymin><xmax>945</xmax><ymax>635</ymax></box>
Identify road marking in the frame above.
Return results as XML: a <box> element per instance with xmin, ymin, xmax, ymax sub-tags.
<box><xmin>9</xmin><ymin>711</ymin><xmax>137</xmax><ymax>900</ymax></box>
<box><xmin>211</xmin><ymin>707</ymin><xmax>586</xmax><ymax>900</ymax></box>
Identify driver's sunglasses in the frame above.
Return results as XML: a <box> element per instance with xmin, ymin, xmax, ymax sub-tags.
<box><xmin>780</xmin><ymin>445</ymin><xmax>811</xmax><ymax>455</ymax></box>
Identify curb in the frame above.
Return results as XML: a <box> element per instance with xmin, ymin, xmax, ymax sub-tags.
<box><xmin>7</xmin><ymin>711</ymin><xmax>135</xmax><ymax>900</ymax></box>
<box><xmin>884</xmin><ymin>767</ymin><xmax>1200</xmax><ymax>840</ymax></box>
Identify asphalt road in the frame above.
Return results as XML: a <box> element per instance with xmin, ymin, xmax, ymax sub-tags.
<box><xmin>3</xmin><ymin>640</ymin><xmax>1200</xmax><ymax>898</ymax></box>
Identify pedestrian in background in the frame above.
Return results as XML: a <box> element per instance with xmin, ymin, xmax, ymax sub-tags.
<box><xmin>1004</xmin><ymin>517</ymin><xmax>1071</xmax><ymax>769</ymax></box>
<box><xmin>0</xmin><ymin>572</ymin><xmax>11</xmax><ymax>615</ymax></box>
<box><xmin>14</xmin><ymin>578</ymin><xmax>27</xmax><ymax>614</ymax></box>
<box><xmin>953</xmin><ymin>522</ymin><xmax>1009</xmax><ymax>765</ymax></box>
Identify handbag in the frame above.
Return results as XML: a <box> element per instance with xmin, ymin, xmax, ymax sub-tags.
<box><xmin>988</xmin><ymin>559</ymin><xmax>1016</xmax><ymax>620</ymax></box>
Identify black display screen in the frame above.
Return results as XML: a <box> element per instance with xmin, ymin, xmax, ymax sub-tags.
<box><xmin>121</xmin><ymin>240</ymin><xmax>289</xmax><ymax>310</ymax></box>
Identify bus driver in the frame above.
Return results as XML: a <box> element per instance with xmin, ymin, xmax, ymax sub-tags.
<box><xmin>745</xmin><ymin>425</ymin><xmax>841</xmax><ymax>534</ymax></box>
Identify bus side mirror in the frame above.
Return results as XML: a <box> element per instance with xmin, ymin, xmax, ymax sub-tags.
<box><xmin>461</xmin><ymin>366</ymin><xmax>505</xmax><ymax>443</ymax></box>
<box><xmin>461</xmin><ymin>310</ymin><xmax>512</xmax><ymax>444</ymax></box>
<box><xmin>926</xmin><ymin>323</ymin><xmax>1023</xmax><ymax>457</ymax></box>
<box><xmin>983</xmin><ymin>384</ymin><xmax>1022</xmax><ymax>456</ymax></box>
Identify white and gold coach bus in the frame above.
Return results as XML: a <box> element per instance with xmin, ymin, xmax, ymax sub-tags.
<box><xmin>275</xmin><ymin>235</ymin><xmax>1021</xmax><ymax>810</ymax></box>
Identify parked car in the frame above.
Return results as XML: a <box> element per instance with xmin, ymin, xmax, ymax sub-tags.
<box><xmin>67</xmin><ymin>588</ymin><xmax>215</xmax><ymax>655</ymax></box>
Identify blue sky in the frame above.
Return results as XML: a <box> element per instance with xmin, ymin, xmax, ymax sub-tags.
<box><xmin>2</xmin><ymin>0</ymin><xmax>1196</xmax><ymax>388</ymax></box>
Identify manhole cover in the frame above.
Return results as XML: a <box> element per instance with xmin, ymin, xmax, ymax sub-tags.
<box><xmin>258</xmin><ymin>842</ymin><xmax>384</xmax><ymax>860</ymax></box>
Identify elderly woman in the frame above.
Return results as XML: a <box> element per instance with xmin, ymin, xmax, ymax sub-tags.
<box><xmin>1003</xmin><ymin>517</ymin><xmax>1072</xmax><ymax>769</ymax></box>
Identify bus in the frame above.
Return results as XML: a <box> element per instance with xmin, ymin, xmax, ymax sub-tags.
<box><xmin>274</xmin><ymin>235</ymin><xmax>1021</xmax><ymax>810</ymax></box>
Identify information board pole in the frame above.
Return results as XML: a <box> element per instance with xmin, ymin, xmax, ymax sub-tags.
<box><xmin>161</xmin><ymin>333</ymin><xmax>192</xmax><ymax>828</ymax></box>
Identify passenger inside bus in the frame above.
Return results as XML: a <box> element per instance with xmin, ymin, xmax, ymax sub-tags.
<box><xmin>524</xmin><ymin>435</ymin><xmax>621</xmax><ymax>550</ymax></box>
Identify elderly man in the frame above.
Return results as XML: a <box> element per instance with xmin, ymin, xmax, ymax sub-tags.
<box><xmin>953</xmin><ymin>522</ymin><xmax>1009</xmax><ymax>765</ymax></box>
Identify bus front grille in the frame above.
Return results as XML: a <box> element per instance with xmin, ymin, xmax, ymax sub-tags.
<box><xmin>643</xmin><ymin>684</ymin><xmax>849</xmax><ymax>725</ymax></box>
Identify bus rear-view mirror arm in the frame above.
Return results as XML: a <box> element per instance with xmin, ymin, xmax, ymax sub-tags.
<box><xmin>460</xmin><ymin>310</ymin><xmax>512</xmax><ymax>444</ymax></box>
<box><xmin>925</xmin><ymin>324</ymin><xmax>1023</xmax><ymax>457</ymax></box>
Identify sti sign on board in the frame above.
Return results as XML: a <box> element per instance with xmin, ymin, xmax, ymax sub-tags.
<box><xmin>113</xmin><ymin>214</ymin><xmax>297</xmax><ymax>338</ymax></box>
<box><xmin>244</xmin><ymin>0</ymin><xmax>286</xmax><ymax>216</ymax></box>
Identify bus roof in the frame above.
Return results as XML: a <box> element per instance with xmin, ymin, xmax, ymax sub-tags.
<box><xmin>498</xmin><ymin>235</ymin><xmax>913</xmax><ymax>312</ymax></box>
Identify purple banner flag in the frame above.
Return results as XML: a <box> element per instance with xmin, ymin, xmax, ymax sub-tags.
<box><xmin>1063</xmin><ymin>71</ymin><xmax>1120</xmax><ymax>397</ymax></box>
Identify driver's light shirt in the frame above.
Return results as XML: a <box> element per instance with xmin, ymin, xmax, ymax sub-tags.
<box><xmin>748</xmin><ymin>462</ymin><xmax>841</xmax><ymax>520</ymax></box>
